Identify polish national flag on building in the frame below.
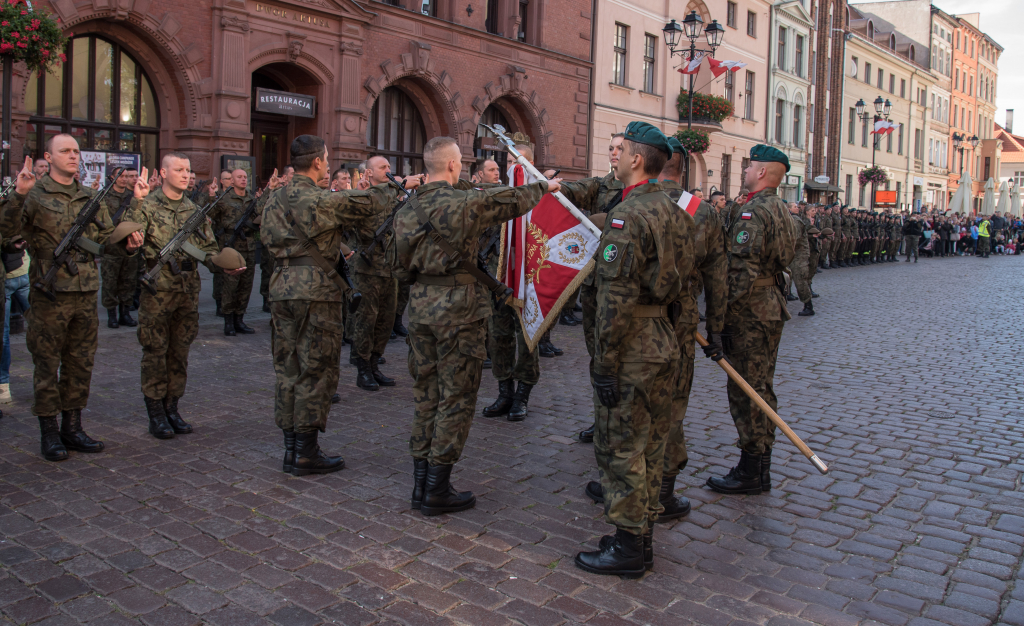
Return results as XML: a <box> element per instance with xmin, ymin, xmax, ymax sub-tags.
<box><xmin>707</xmin><ymin>58</ymin><xmax>748</xmax><ymax>78</ymax></box>
<box><xmin>677</xmin><ymin>52</ymin><xmax>705</xmax><ymax>75</ymax></box>
<box><xmin>675</xmin><ymin>189</ymin><xmax>702</xmax><ymax>216</ymax></box>
<box><xmin>872</xmin><ymin>120</ymin><xmax>899</xmax><ymax>135</ymax></box>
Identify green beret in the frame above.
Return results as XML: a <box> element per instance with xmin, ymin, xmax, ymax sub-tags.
<box><xmin>624</xmin><ymin>121</ymin><xmax>671</xmax><ymax>156</ymax></box>
<box><xmin>666</xmin><ymin>136</ymin><xmax>687</xmax><ymax>156</ymax></box>
<box><xmin>750</xmin><ymin>144</ymin><xmax>790</xmax><ymax>172</ymax></box>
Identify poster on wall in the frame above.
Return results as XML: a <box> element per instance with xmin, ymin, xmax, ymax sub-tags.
<box><xmin>78</xmin><ymin>152</ymin><xmax>141</xmax><ymax>188</ymax></box>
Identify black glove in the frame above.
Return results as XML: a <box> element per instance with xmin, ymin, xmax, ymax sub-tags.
<box><xmin>701</xmin><ymin>333</ymin><xmax>726</xmax><ymax>361</ymax></box>
<box><xmin>592</xmin><ymin>373</ymin><xmax>620</xmax><ymax>408</ymax></box>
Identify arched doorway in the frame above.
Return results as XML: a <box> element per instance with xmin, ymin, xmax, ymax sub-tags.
<box><xmin>22</xmin><ymin>35</ymin><xmax>160</xmax><ymax>169</ymax></box>
<box><xmin>251</xmin><ymin>63</ymin><xmax>321</xmax><ymax>186</ymax></box>
<box><xmin>475</xmin><ymin>105</ymin><xmax>512</xmax><ymax>182</ymax></box>
<box><xmin>367</xmin><ymin>86</ymin><xmax>426</xmax><ymax>176</ymax></box>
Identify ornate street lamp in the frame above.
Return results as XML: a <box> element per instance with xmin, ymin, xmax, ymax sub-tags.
<box><xmin>854</xmin><ymin>95</ymin><xmax>894</xmax><ymax>208</ymax></box>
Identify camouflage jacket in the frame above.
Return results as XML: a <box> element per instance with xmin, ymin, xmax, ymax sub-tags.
<box><xmin>0</xmin><ymin>174</ymin><xmax>119</xmax><ymax>293</ymax></box>
<box><xmin>103</xmin><ymin>187</ymin><xmax>136</xmax><ymax>258</ymax></box>
<box><xmin>726</xmin><ymin>187</ymin><xmax>793</xmax><ymax>323</ymax></box>
<box><xmin>125</xmin><ymin>188</ymin><xmax>219</xmax><ymax>293</ymax></box>
<box><xmin>592</xmin><ymin>180</ymin><xmax>693</xmax><ymax>375</ymax></box>
<box><xmin>346</xmin><ymin>181</ymin><xmax>405</xmax><ymax>278</ymax></box>
<box><xmin>661</xmin><ymin>180</ymin><xmax>726</xmax><ymax>333</ymax></box>
<box><xmin>261</xmin><ymin>174</ymin><xmax>395</xmax><ymax>303</ymax></box>
<box><xmin>209</xmin><ymin>188</ymin><xmax>267</xmax><ymax>252</ymax></box>
<box><xmin>556</xmin><ymin>174</ymin><xmax>625</xmax><ymax>289</ymax></box>
<box><xmin>391</xmin><ymin>178</ymin><xmax>548</xmax><ymax>326</ymax></box>
<box><xmin>790</xmin><ymin>213</ymin><xmax>809</xmax><ymax>260</ymax></box>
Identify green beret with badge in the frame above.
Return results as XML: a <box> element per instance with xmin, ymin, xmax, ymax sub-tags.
<box><xmin>749</xmin><ymin>144</ymin><xmax>791</xmax><ymax>172</ymax></box>
<box><xmin>624</xmin><ymin>121</ymin><xmax>671</xmax><ymax>156</ymax></box>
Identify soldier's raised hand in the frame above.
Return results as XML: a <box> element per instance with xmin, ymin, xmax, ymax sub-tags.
<box><xmin>90</xmin><ymin>177</ymin><xmax>101</xmax><ymax>190</ymax></box>
<box><xmin>14</xmin><ymin>156</ymin><xmax>35</xmax><ymax>195</ymax></box>
<box><xmin>267</xmin><ymin>168</ymin><xmax>282</xmax><ymax>189</ymax></box>
<box><xmin>356</xmin><ymin>170</ymin><xmax>371</xmax><ymax>190</ymax></box>
<box><xmin>134</xmin><ymin>167</ymin><xmax>151</xmax><ymax>199</ymax></box>
<box><xmin>208</xmin><ymin>179</ymin><xmax>218</xmax><ymax>196</ymax></box>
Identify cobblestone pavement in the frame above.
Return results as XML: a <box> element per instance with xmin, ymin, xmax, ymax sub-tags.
<box><xmin>0</xmin><ymin>256</ymin><xmax>1022</xmax><ymax>626</ymax></box>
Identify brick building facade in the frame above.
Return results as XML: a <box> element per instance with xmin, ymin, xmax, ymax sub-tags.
<box><xmin>7</xmin><ymin>0</ymin><xmax>593</xmax><ymax>184</ymax></box>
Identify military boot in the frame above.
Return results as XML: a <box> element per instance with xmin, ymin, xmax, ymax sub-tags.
<box><xmin>215</xmin><ymin>299</ymin><xmax>224</xmax><ymax>317</ymax></box>
<box><xmin>798</xmin><ymin>302</ymin><xmax>815</xmax><ymax>316</ymax></box>
<box><xmin>597</xmin><ymin>527</ymin><xmax>653</xmax><ymax>571</ymax></box>
<box><xmin>761</xmin><ymin>447</ymin><xmax>773</xmax><ymax>492</ymax></box>
<box><xmin>224</xmin><ymin>313</ymin><xmax>236</xmax><ymax>336</ymax></box>
<box><xmin>420</xmin><ymin>463</ymin><xmax>476</xmax><ymax>516</ymax></box>
<box><xmin>132</xmin><ymin>290</ymin><xmax>140</xmax><ymax>311</ymax></box>
<box><xmin>262</xmin><ymin>296</ymin><xmax>271</xmax><ymax>313</ymax></box>
<box><xmin>538</xmin><ymin>339</ymin><xmax>555</xmax><ymax>358</ymax></box>
<box><xmin>656</xmin><ymin>474</ymin><xmax>690</xmax><ymax>522</ymax></box>
<box><xmin>585</xmin><ymin>480</ymin><xmax>604</xmax><ymax>503</ymax></box>
<box><xmin>355</xmin><ymin>358</ymin><xmax>379</xmax><ymax>391</ymax></box>
<box><xmin>546</xmin><ymin>333</ymin><xmax>564</xmax><ymax>356</ymax></box>
<box><xmin>233</xmin><ymin>315</ymin><xmax>256</xmax><ymax>334</ymax></box>
<box><xmin>59</xmin><ymin>409</ymin><xmax>104</xmax><ymax>453</ymax></box>
<box><xmin>291</xmin><ymin>431</ymin><xmax>345</xmax><ymax>476</ymax></box>
<box><xmin>282</xmin><ymin>430</ymin><xmax>296</xmax><ymax>473</ymax></box>
<box><xmin>38</xmin><ymin>416</ymin><xmax>69</xmax><ymax>462</ymax></box>
<box><xmin>106</xmin><ymin>308</ymin><xmax>119</xmax><ymax>329</ymax></box>
<box><xmin>370</xmin><ymin>353</ymin><xmax>395</xmax><ymax>386</ymax></box>
<box><xmin>118</xmin><ymin>304</ymin><xmax>137</xmax><ymax>327</ymax></box>
<box><xmin>410</xmin><ymin>459</ymin><xmax>428</xmax><ymax>510</ymax></box>
<box><xmin>144</xmin><ymin>396</ymin><xmax>174</xmax><ymax>440</ymax></box>
<box><xmin>578</xmin><ymin>424</ymin><xmax>595</xmax><ymax>443</ymax></box>
<box><xmin>706</xmin><ymin>450</ymin><xmax>764</xmax><ymax>495</ymax></box>
<box><xmin>393</xmin><ymin>318</ymin><xmax>409</xmax><ymax>338</ymax></box>
<box><xmin>507</xmin><ymin>382</ymin><xmax>533</xmax><ymax>422</ymax></box>
<box><xmin>482</xmin><ymin>380</ymin><xmax>514</xmax><ymax>417</ymax></box>
<box><xmin>574</xmin><ymin>528</ymin><xmax>645</xmax><ymax>578</ymax></box>
<box><xmin>163</xmin><ymin>397</ymin><xmax>193</xmax><ymax>434</ymax></box>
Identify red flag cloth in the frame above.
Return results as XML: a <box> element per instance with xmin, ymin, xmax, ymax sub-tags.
<box><xmin>677</xmin><ymin>53</ymin><xmax>704</xmax><ymax>75</ymax></box>
<box><xmin>707</xmin><ymin>58</ymin><xmax>747</xmax><ymax>78</ymax></box>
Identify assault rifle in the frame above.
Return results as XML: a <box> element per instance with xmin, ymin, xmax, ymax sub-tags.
<box><xmin>111</xmin><ymin>188</ymin><xmax>135</xmax><ymax>224</ymax></box>
<box><xmin>188</xmin><ymin>180</ymin><xmax>209</xmax><ymax>204</ymax></box>
<box><xmin>33</xmin><ymin>168</ymin><xmax>125</xmax><ymax>302</ymax></box>
<box><xmin>140</xmin><ymin>188</ymin><xmax>232</xmax><ymax>295</ymax></box>
<box><xmin>478</xmin><ymin>227</ymin><xmax>501</xmax><ymax>266</ymax></box>
<box><xmin>0</xmin><ymin>180</ymin><xmax>16</xmax><ymax>203</ymax></box>
<box><xmin>360</xmin><ymin>172</ymin><xmax>411</xmax><ymax>262</ymax></box>
<box><xmin>335</xmin><ymin>243</ymin><xmax>361</xmax><ymax>313</ymax></box>
<box><xmin>224</xmin><ymin>194</ymin><xmax>262</xmax><ymax>248</ymax></box>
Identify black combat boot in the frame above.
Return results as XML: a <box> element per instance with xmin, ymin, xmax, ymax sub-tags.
<box><xmin>597</xmin><ymin>527</ymin><xmax>653</xmax><ymax>571</ymax></box>
<box><xmin>761</xmin><ymin>446</ymin><xmax>773</xmax><ymax>492</ymax></box>
<box><xmin>331</xmin><ymin>393</ymin><xmax>341</xmax><ymax>404</ymax></box>
<box><xmin>559</xmin><ymin>311</ymin><xmax>578</xmax><ymax>326</ymax></box>
<box><xmin>59</xmin><ymin>409</ymin><xmax>104</xmax><ymax>453</ymax></box>
<box><xmin>482</xmin><ymin>357</ymin><xmax>492</xmax><ymax>369</ymax></box>
<box><xmin>132</xmin><ymin>290</ymin><xmax>140</xmax><ymax>311</ymax></box>
<box><xmin>393</xmin><ymin>318</ymin><xmax>408</xmax><ymax>338</ymax></box>
<box><xmin>656</xmin><ymin>474</ymin><xmax>690</xmax><ymax>522</ymax></box>
<box><xmin>282</xmin><ymin>430</ymin><xmax>296</xmax><ymax>473</ymax></box>
<box><xmin>411</xmin><ymin>459</ymin><xmax>428</xmax><ymax>510</ymax></box>
<box><xmin>574</xmin><ymin>528</ymin><xmax>645</xmax><ymax>578</ymax></box>
<box><xmin>215</xmin><ymin>299</ymin><xmax>224</xmax><ymax>317</ymax></box>
<box><xmin>38</xmin><ymin>416</ymin><xmax>69</xmax><ymax>462</ymax></box>
<box><xmin>291</xmin><ymin>431</ymin><xmax>345</xmax><ymax>476</ymax></box>
<box><xmin>482</xmin><ymin>380</ymin><xmax>515</xmax><ymax>417</ymax></box>
<box><xmin>507</xmin><ymin>382</ymin><xmax>533</xmax><ymax>422</ymax></box>
<box><xmin>262</xmin><ymin>296</ymin><xmax>271</xmax><ymax>313</ymax></box>
<box><xmin>224</xmin><ymin>313</ymin><xmax>236</xmax><ymax>336</ymax></box>
<box><xmin>706</xmin><ymin>450</ymin><xmax>764</xmax><ymax>495</ymax></box>
<box><xmin>579</xmin><ymin>424</ymin><xmax>595</xmax><ymax>443</ymax></box>
<box><xmin>144</xmin><ymin>396</ymin><xmax>174</xmax><ymax>440</ymax></box>
<box><xmin>377</xmin><ymin>355</ymin><xmax>387</xmax><ymax>365</ymax></box>
<box><xmin>163</xmin><ymin>397</ymin><xmax>193</xmax><ymax>434</ymax></box>
<box><xmin>420</xmin><ymin>463</ymin><xmax>476</xmax><ymax>516</ymax></box>
<box><xmin>798</xmin><ymin>302</ymin><xmax>815</xmax><ymax>316</ymax></box>
<box><xmin>234</xmin><ymin>315</ymin><xmax>256</xmax><ymax>334</ymax></box>
<box><xmin>585</xmin><ymin>480</ymin><xmax>604</xmax><ymax>503</ymax></box>
<box><xmin>811</xmin><ymin>291</ymin><xmax>819</xmax><ymax>298</ymax></box>
<box><xmin>355</xmin><ymin>358</ymin><xmax>379</xmax><ymax>391</ymax></box>
<box><xmin>107</xmin><ymin>308</ymin><xmax>119</xmax><ymax>329</ymax></box>
<box><xmin>538</xmin><ymin>341</ymin><xmax>555</xmax><ymax>358</ymax></box>
<box><xmin>370</xmin><ymin>353</ymin><xmax>395</xmax><ymax>386</ymax></box>
<box><xmin>118</xmin><ymin>304</ymin><xmax>137</xmax><ymax>327</ymax></box>
<box><xmin>786</xmin><ymin>292</ymin><xmax>798</xmax><ymax>302</ymax></box>
<box><xmin>546</xmin><ymin>332</ymin><xmax>563</xmax><ymax>356</ymax></box>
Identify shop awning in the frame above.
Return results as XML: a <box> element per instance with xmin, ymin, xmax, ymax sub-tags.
<box><xmin>804</xmin><ymin>181</ymin><xmax>845</xmax><ymax>193</ymax></box>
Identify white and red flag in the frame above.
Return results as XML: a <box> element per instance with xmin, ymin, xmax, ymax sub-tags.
<box><xmin>677</xmin><ymin>52</ymin><xmax>705</xmax><ymax>75</ymax></box>
<box><xmin>675</xmin><ymin>189</ymin><xmax>702</xmax><ymax>216</ymax></box>
<box><xmin>500</xmin><ymin>164</ymin><xmax>601</xmax><ymax>351</ymax></box>
<box><xmin>872</xmin><ymin>120</ymin><xmax>899</xmax><ymax>135</ymax></box>
<box><xmin>707</xmin><ymin>58</ymin><xmax>748</xmax><ymax>78</ymax></box>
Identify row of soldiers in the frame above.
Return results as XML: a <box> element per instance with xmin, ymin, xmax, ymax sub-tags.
<box><xmin>812</xmin><ymin>205</ymin><xmax>905</xmax><ymax>269</ymax></box>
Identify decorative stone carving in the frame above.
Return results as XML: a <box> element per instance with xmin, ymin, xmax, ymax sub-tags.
<box><xmin>220</xmin><ymin>15</ymin><xmax>250</xmax><ymax>33</ymax></box>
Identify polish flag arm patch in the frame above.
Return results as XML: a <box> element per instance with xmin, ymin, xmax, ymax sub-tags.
<box><xmin>741</xmin><ymin>212</ymin><xmax>753</xmax><ymax>220</ymax></box>
<box><xmin>610</xmin><ymin>218</ymin><xmax>625</xmax><ymax>229</ymax></box>
<box><xmin>675</xmin><ymin>191</ymin><xmax>702</xmax><ymax>217</ymax></box>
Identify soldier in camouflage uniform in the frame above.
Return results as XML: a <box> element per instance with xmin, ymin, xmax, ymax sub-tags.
<box><xmin>211</xmin><ymin>170</ymin><xmax>233</xmax><ymax>316</ymax></box>
<box><xmin>0</xmin><ymin>139</ymin><xmax>144</xmax><ymax>461</ymax></box>
<box><xmin>262</xmin><ymin>135</ymin><xmax>402</xmax><ymax>475</ymax></box>
<box><xmin>789</xmin><ymin>203</ymin><xmax>813</xmax><ymax>315</ymax></box>
<box><xmin>568</xmin><ymin>122</ymin><xmax>691</xmax><ymax>578</ymax></box>
<box><xmin>208</xmin><ymin>169</ymin><xmax>268</xmax><ymax>335</ymax></box>
<box><xmin>391</xmin><ymin>136</ymin><xmax>553</xmax><ymax>517</ymax></box>
<box><xmin>126</xmin><ymin>154</ymin><xmax>249</xmax><ymax>440</ymax></box>
<box><xmin>100</xmin><ymin>168</ymin><xmax>140</xmax><ymax>329</ymax></box>
<box><xmin>707</xmin><ymin>145</ymin><xmax>795</xmax><ymax>496</ymax></box>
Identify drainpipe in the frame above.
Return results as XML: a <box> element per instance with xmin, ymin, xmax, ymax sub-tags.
<box><xmin>765</xmin><ymin>4</ymin><xmax>774</xmax><ymax>144</ymax></box>
<box><xmin>586</xmin><ymin>0</ymin><xmax>598</xmax><ymax>175</ymax></box>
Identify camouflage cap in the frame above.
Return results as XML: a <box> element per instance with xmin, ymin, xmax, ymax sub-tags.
<box><xmin>666</xmin><ymin>136</ymin><xmax>687</xmax><ymax>156</ymax></box>
<box><xmin>749</xmin><ymin>144</ymin><xmax>791</xmax><ymax>173</ymax></box>
<box><xmin>624</xmin><ymin>121</ymin><xmax>671</xmax><ymax>155</ymax></box>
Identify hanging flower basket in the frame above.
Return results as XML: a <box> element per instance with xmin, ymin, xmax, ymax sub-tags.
<box><xmin>676</xmin><ymin>91</ymin><xmax>734</xmax><ymax>123</ymax></box>
<box><xmin>0</xmin><ymin>0</ymin><xmax>69</xmax><ymax>73</ymax></box>
<box><xmin>858</xmin><ymin>166</ymin><xmax>888</xmax><ymax>186</ymax></box>
<box><xmin>675</xmin><ymin>129</ymin><xmax>711</xmax><ymax>154</ymax></box>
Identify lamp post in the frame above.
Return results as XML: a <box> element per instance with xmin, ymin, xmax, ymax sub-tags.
<box><xmin>854</xmin><ymin>96</ymin><xmax>892</xmax><ymax>209</ymax></box>
<box><xmin>663</xmin><ymin>11</ymin><xmax>724</xmax><ymax>189</ymax></box>
<box><xmin>951</xmin><ymin>131</ymin><xmax>979</xmax><ymax>214</ymax></box>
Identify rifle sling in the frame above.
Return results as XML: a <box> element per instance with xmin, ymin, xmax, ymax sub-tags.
<box><xmin>409</xmin><ymin>195</ymin><xmax>507</xmax><ymax>296</ymax></box>
<box><xmin>282</xmin><ymin>208</ymin><xmax>349</xmax><ymax>294</ymax></box>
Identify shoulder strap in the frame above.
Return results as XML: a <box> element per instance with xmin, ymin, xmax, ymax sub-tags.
<box><xmin>282</xmin><ymin>206</ymin><xmax>348</xmax><ymax>293</ymax></box>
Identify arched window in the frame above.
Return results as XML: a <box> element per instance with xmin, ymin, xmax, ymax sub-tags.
<box><xmin>475</xmin><ymin>105</ymin><xmax>513</xmax><ymax>182</ymax></box>
<box><xmin>23</xmin><ymin>35</ymin><xmax>159</xmax><ymax>169</ymax></box>
<box><xmin>367</xmin><ymin>86</ymin><xmax>426</xmax><ymax>176</ymax></box>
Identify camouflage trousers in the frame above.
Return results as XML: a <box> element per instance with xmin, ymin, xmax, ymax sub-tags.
<box><xmin>100</xmin><ymin>253</ymin><xmax>137</xmax><ymax>309</ymax></box>
<box><xmin>395</xmin><ymin>281</ymin><xmax>410</xmax><ymax>324</ymax></box>
<box><xmin>593</xmin><ymin>359</ymin><xmax>675</xmax><ymax>534</ymax></box>
<box><xmin>221</xmin><ymin>247</ymin><xmax>256</xmax><ymax>315</ymax></box>
<box><xmin>790</xmin><ymin>255</ymin><xmax>811</xmax><ymax>304</ymax></box>
<box><xmin>138</xmin><ymin>289</ymin><xmax>199</xmax><ymax>399</ymax></box>
<box><xmin>581</xmin><ymin>283</ymin><xmax>597</xmax><ymax>359</ymax></box>
<box><xmin>212</xmin><ymin>272</ymin><xmax>223</xmax><ymax>303</ymax></box>
<box><xmin>25</xmin><ymin>290</ymin><xmax>98</xmax><ymax>417</ymax></box>
<box><xmin>351</xmin><ymin>274</ymin><xmax>396</xmax><ymax>361</ymax></box>
<box><xmin>408</xmin><ymin>319</ymin><xmax>486</xmax><ymax>466</ymax></box>
<box><xmin>807</xmin><ymin>249</ymin><xmax>820</xmax><ymax>279</ymax></box>
<box><xmin>488</xmin><ymin>300</ymin><xmax>539</xmax><ymax>385</ymax></box>
<box><xmin>722</xmin><ymin>320</ymin><xmax>783</xmax><ymax>455</ymax></box>
<box><xmin>904</xmin><ymin>235</ymin><xmax>919</xmax><ymax>260</ymax></box>
<box><xmin>258</xmin><ymin>242</ymin><xmax>273</xmax><ymax>299</ymax></box>
<box><xmin>271</xmin><ymin>300</ymin><xmax>343</xmax><ymax>433</ymax></box>
<box><xmin>663</xmin><ymin>324</ymin><xmax>696</xmax><ymax>478</ymax></box>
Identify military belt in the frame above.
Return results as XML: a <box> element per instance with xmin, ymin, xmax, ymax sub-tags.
<box><xmin>147</xmin><ymin>259</ymin><xmax>196</xmax><ymax>272</ymax></box>
<box><xmin>632</xmin><ymin>304</ymin><xmax>668</xmax><ymax>318</ymax></box>
<box><xmin>415</xmin><ymin>273</ymin><xmax>476</xmax><ymax>287</ymax></box>
<box><xmin>752</xmin><ymin>276</ymin><xmax>777</xmax><ymax>288</ymax></box>
<box><xmin>278</xmin><ymin>257</ymin><xmax>318</xmax><ymax>268</ymax></box>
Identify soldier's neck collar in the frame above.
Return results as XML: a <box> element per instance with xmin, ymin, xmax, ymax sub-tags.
<box><xmin>622</xmin><ymin>178</ymin><xmax>660</xmax><ymax>199</ymax></box>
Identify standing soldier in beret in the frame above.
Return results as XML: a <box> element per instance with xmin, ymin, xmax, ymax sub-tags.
<box><xmin>100</xmin><ymin>167</ymin><xmax>140</xmax><ymax>330</ymax></box>
<box><xmin>262</xmin><ymin>135</ymin><xmax>408</xmax><ymax>476</ymax></box>
<box><xmin>707</xmin><ymin>144</ymin><xmax>795</xmax><ymax>495</ymax></box>
<box><xmin>788</xmin><ymin>202</ymin><xmax>814</xmax><ymax>316</ymax></box>
<box><xmin>126</xmin><ymin>153</ymin><xmax>253</xmax><ymax>439</ymax></box>
<box><xmin>0</xmin><ymin>137</ymin><xmax>146</xmax><ymax>461</ymax></box>
<box><xmin>568</xmin><ymin>122</ymin><xmax>692</xmax><ymax>577</ymax></box>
